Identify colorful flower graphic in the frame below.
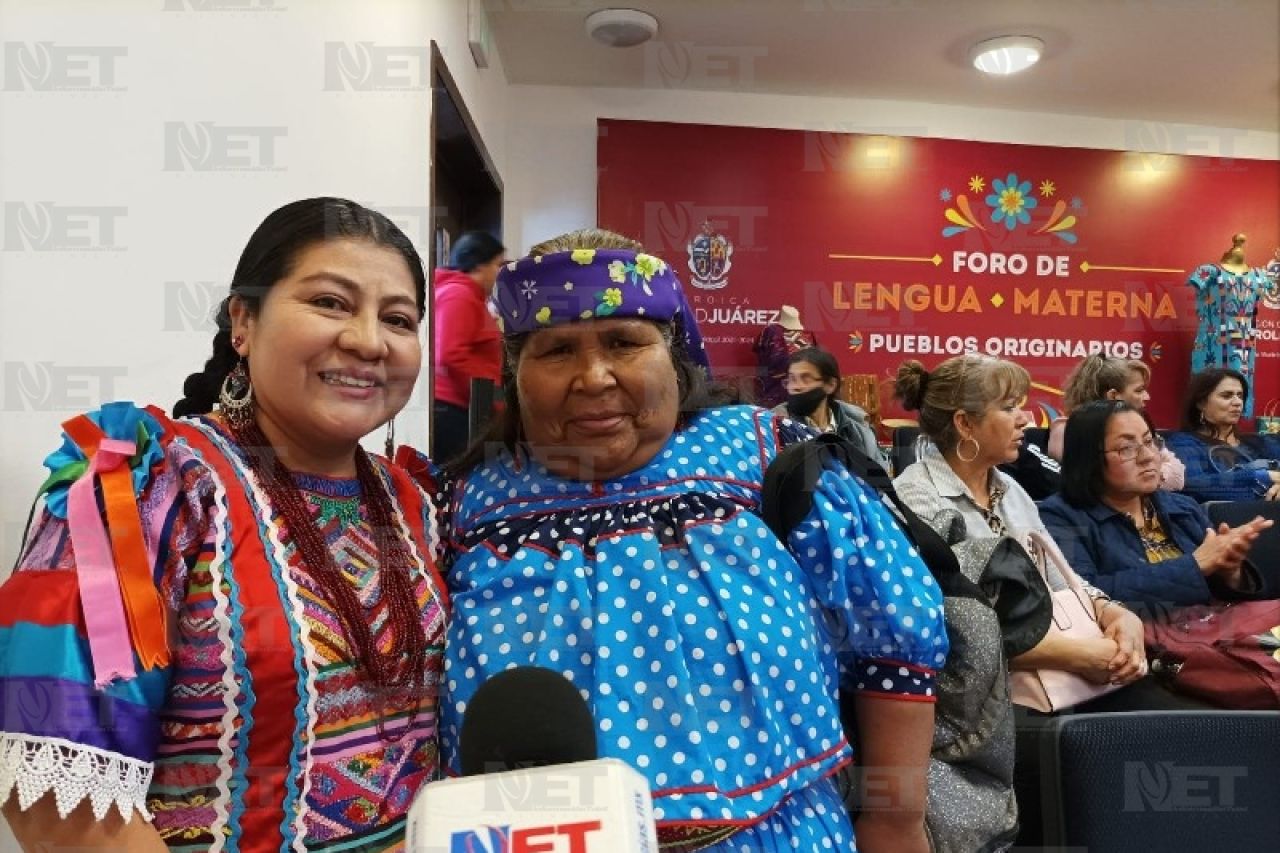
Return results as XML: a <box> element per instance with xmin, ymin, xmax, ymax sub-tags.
<box><xmin>633</xmin><ymin>253</ymin><xmax>665</xmax><ymax>280</ymax></box>
<box><xmin>986</xmin><ymin>172</ymin><xmax>1038</xmax><ymax>230</ymax></box>
<box><xmin>571</xmin><ymin>249</ymin><xmax>596</xmax><ymax>265</ymax></box>
<box><xmin>605</xmin><ymin>253</ymin><xmax>665</xmax><ymax>295</ymax></box>
<box><xmin>941</xmin><ymin>170</ymin><xmax>1082</xmax><ymax>242</ymax></box>
<box><xmin>593</xmin><ymin>288</ymin><xmax>623</xmax><ymax>316</ymax></box>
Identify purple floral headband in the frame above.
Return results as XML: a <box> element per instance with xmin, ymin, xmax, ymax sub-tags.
<box><xmin>490</xmin><ymin>247</ymin><xmax>710</xmax><ymax>371</ymax></box>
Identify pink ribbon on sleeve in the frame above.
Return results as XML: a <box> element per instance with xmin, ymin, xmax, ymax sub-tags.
<box><xmin>66</xmin><ymin>437</ymin><xmax>138</xmax><ymax>688</ymax></box>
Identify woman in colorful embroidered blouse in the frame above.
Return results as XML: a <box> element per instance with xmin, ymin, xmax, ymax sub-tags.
<box><xmin>1041</xmin><ymin>400</ymin><xmax>1271</xmax><ymax>608</ymax></box>
<box><xmin>429</xmin><ymin>229</ymin><xmax>947</xmax><ymax>853</ymax></box>
<box><xmin>0</xmin><ymin>198</ymin><xmax>448</xmax><ymax>852</ymax></box>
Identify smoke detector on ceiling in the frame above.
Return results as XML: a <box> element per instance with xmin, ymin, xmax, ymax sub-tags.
<box><xmin>585</xmin><ymin>8</ymin><xmax>659</xmax><ymax>48</ymax></box>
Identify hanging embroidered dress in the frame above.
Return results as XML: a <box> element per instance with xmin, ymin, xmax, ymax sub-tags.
<box><xmin>1188</xmin><ymin>264</ymin><xmax>1270</xmax><ymax>417</ymax></box>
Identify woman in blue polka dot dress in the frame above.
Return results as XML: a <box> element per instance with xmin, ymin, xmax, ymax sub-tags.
<box><xmin>424</xmin><ymin>229</ymin><xmax>949</xmax><ymax>852</ymax></box>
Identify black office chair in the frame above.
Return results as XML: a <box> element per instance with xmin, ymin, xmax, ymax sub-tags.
<box><xmin>1039</xmin><ymin>711</ymin><xmax>1280</xmax><ymax>851</ymax></box>
<box><xmin>890</xmin><ymin>426</ymin><xmax>921</xmax><ymax>476</ymax></box>
<box><xmin>1204</xmin><ymin>500</ymin><xmax>1280</xmax><ymax>597</ymax></box>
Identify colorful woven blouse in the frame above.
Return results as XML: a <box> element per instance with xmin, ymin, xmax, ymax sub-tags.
<box><xmin>428</xmin><ymin>405</ymin><xmax>947</xmax><ymax>850</ymax></box>
<box><xmin>0</xmin><ymin>405</ymin><xmax>448</xmax><ymax>852</ymax></box>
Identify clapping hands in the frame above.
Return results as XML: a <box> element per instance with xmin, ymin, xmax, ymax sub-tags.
<box><xmin>1194</xmin><ymin>515</ymin><xmax>1273</xmax><ymax>586</ymax></box>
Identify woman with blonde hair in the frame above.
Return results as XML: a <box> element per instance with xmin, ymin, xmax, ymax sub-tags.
<box><xmin>1047</xmin><ymin>354</ymin><xmax>1184</xmax><ymax>490</ymax></box>
<box><xmin>892</xmin><ymin>354</ymin><xmax>1201</xmax><ymax>848</ymax></box>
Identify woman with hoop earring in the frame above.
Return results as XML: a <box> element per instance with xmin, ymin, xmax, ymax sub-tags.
<box><xmin>890</xmin><ymin>354</ymin><xmax>1206</xmax><ymax>848</ymax></box>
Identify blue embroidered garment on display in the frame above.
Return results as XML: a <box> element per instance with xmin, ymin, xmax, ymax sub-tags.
<box><xmin>1188</xmin><ymin>263</ymin><xmax>1270</xmax><ymax>417</ymax></box>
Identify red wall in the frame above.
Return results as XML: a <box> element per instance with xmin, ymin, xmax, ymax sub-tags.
<box><xmin>598</xmin><ymin>119</ymin><xmax>1280</xmax><ymax>428</ymax></box>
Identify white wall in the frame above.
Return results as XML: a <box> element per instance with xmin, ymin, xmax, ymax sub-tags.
<box><xmin>503</xmin><ymin>83</ymin><xmax>1280</xmax><ymax>254</ymax></box>
<box><xmin>0</xmin><ymin>0</ymin><xmax>510</xmax><ymax>574</ymax></box>
<box><xmin>0</xmin><ymin>0</ymin><xmax>508</xmax><ymax>847</ymax></box>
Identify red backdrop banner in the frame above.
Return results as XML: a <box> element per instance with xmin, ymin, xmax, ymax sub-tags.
<box><xmin>597</xmin><ymin>119</ymin><xmax>1280</xmax><ymax>429</ymax></box>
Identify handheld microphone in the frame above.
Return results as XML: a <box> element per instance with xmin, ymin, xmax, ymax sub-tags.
<box><xmin>459</xmin><ymin>665</ymin><xmax>598</xmax><ymax>776</ymax></box>
<box><xmin>407</xmin><ymin>666</ymin><xmax>658</xmax><ymax>852</ymax></box>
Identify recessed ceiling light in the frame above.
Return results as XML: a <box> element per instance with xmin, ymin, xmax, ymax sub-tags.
<box><xmin>585</xmin><ymin>8</ymin><xmax>659</xmax><ymax>48</ymax></box>
<box><xmin>970</xmin><ymin>35</ymin><xmax>1044</xmax><ymax>75</ymax></box>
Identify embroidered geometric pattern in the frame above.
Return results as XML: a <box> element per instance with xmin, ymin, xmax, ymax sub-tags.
<box><xmin>0</xmin><ymin>412</ymin><xmax>446</xmax><ymax>853</ymax></box>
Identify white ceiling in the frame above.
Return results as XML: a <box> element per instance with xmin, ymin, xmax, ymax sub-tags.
<box><xmin>486</xmin><ymin>0</ymin><xmax>1280</xmax><ymax>132</ymax></box>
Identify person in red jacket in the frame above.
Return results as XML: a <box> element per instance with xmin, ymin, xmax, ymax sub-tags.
<box><xmin>433</xmin><ymin>231</ymin><xmax>506</xmax><ymax>461</ymax></box>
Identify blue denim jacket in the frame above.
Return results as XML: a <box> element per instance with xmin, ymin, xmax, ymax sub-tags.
<box><xmin>1165</xmin><ymin>431</ymin><xmax>1280</xmax><ymax>502</ymax></box>
<box><xmin>1039</xmin><ymin>490</ymin><xmax>1215</xmax><ymax>606</ymax></box>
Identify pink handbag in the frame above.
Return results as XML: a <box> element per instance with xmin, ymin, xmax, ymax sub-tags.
<box><xmin>1009</xmin><ymin>530</ymin><xmax>1124</xmax><ymax>712</ymax></box>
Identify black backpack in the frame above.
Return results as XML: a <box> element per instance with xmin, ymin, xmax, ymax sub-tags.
<box><xmin>762</xmin><ymin>432</ymin><xmax>980</xmax><ymax>603</ymax></box>
<box><xmin>761</xmin><ymin>433</ymin><xmax>1052</xmax><ymax>851</ymax></box>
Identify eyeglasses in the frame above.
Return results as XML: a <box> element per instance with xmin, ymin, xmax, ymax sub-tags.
<box><xmin>1104</xmin><ymin>435</ymin><xmax>1165</xmax><ymax>462</ymax></box>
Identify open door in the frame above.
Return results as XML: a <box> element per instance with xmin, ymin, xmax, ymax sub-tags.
<box><xmin>428</xmin><ymin>42</ymin><xmax>502</xmax><ymax>458</ymax></box>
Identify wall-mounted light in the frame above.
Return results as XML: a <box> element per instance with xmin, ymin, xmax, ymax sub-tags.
<box><xmin>970</xmin><ymin>36</ymin><xmax>1044</xmax><ymax>75</ymax></box>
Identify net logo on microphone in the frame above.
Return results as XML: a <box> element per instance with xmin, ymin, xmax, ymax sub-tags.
<box><xmin>450</xmin><ymin>820</ymin><xmax>602</xmax><ymax>853</ymax></box>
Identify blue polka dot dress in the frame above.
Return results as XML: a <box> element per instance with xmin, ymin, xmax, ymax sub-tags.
<box><xmin>434</xmin><ymin>405</ymin><xmax>948</xmax><ymax>850</ymax></box>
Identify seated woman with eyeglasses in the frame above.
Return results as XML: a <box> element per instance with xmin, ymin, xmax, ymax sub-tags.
<box><xmin>1040</xmin><ymin>400</ymin><xmax>1273</xmax><ymax>609</ymax></box>
<box><xmin>1164</xmin><ymin>367</ymin><xmax>1280</xmax><ymax>502</ymax></box>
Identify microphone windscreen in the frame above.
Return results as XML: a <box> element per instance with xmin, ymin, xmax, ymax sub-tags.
<box><xmin>459</xmin><ymin>666</ymin><xmax>598</xmax><ymax>776</ymax></box>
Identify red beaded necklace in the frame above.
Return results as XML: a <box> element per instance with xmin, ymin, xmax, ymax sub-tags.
<box><xmin>231</xmin><ymin>419</ymin><xmax>429</xmax><ymax>738</ymax></box>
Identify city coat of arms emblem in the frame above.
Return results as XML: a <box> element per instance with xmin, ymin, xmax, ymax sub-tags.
<box><xmin>687</xmin><ymin>221</ymin><xmax>733</xmax><ymax>290</ymax></box>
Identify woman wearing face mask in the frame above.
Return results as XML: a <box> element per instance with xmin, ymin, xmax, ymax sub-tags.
<box><xmin>773</xmin><ymin>347</ymin><xmax>887</xmax><ymax>467</ymax></box>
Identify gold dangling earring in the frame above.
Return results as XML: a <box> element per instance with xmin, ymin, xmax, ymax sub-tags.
<box><xmin>956</xmin><ymin>435</ymin><xmax>981</xmax><ymax>463</ymax></box>
<box><xmin>219</xmin><ymin>358</ymin><xmax>255</xmax><ymax>430</ymax></box>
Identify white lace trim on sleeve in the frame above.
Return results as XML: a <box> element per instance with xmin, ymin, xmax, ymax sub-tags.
<box><xmin>0</xmin><ymin>733</ymin><xmax>152</xmax><ymax>822</ymax></box>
